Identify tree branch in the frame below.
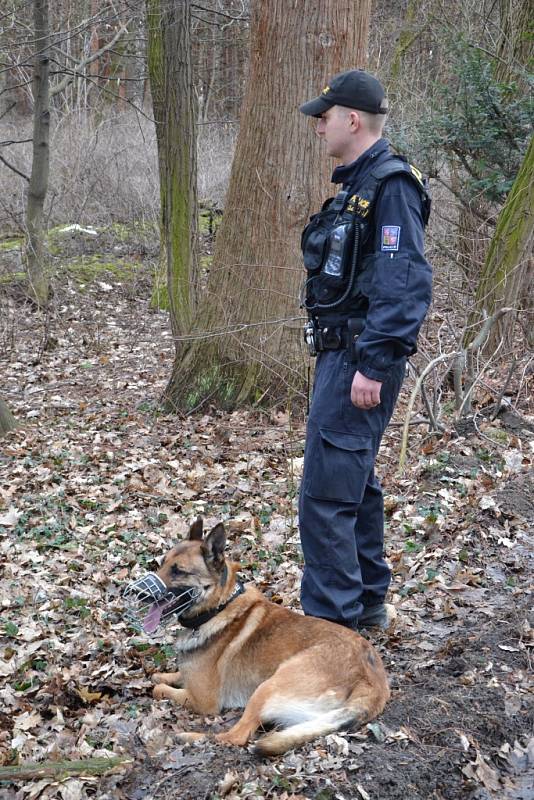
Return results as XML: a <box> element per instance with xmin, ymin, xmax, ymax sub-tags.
<box><xmin>0</xmin><ymin>756</ymin><xmax>132</xmax><ymax>782</ymax></box>
<box><xmin>398</xmin><ymin>352</ymin><xmax>456</xmax><ymax>473</ymax></box>
<box><xmin>49</xmin><ymin>22</ymin><xmax>130</xmax><ymax>98</ymax></box>
<box><xmin>0</xmin><ymin>154</ymin><xmax>30</xmax><ymax>181</ymax></box>
<box><xmin>0</xmin><ymin>138</ymin><xmax>33</xmax><ymax>146</ymax></box>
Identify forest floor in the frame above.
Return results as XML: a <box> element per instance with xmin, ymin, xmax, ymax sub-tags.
<box><xmin>0</xmin><ymin>226</ymin><xmax>533</xmax><ymax>800</ymax></box>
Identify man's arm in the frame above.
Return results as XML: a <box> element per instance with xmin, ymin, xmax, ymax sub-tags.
<box><xmin>354</xmin><ymin>174</ymin><xmax>432</xmax><ymax>386</ymax></box>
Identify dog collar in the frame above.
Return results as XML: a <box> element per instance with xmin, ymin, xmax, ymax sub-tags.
<box><xmin>179</xmin><ymin>581</ymin><xmax>246</xmax><ymax>630</ymax></box>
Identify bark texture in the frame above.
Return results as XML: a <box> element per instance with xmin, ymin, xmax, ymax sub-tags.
<box><xmin>26</xmin><ymin>0</ymin><xmax>50</xmax><ymax>307</ymax></box>
<box><xmin>465</xmin><ymin>135</ymin><xmax>534</xmax><ymax>350</ymax></box>
<box><xmin>0</xmin><ymin>398</ymin><xmax>17</xmax><ymax>436</ymax></box>
<box><xmin>164</xmin><ymin>0</ymin><xmax>372</xmax><ymax>411</ymax></box>
<box><xmin>146</xmin><ymin>0</ymin><xmax>198</xmax><ymax>332</ymax></box>
<box><xmin>496</xmin><ymin>0</ymin><xmax>534</xmax><ymax>87</ymax></box>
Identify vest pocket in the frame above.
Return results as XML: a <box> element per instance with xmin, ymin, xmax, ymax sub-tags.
<box><xmin>304</xmin><ymin>428</ymin><xmax>374</xmax><ymax>503</ymax></box>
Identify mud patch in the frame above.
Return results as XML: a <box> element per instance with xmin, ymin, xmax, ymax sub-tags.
<box><xmin>496</xmin><ymin>474</ymin><xmax>534</xmax><ymax>523</ymax></box>
<box><xmin>93</xmin><ymin>596</ymin><xmax>532</xmax><ymax>800</ymax></box>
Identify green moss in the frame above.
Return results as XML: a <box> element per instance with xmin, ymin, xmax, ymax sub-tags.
<box><xmin>150</xmin><ymin>269</ymin><xmax>169</xmax><ymax>310</ymax></box>
<box><xmin>99</xmin><ymin>221</ymin><xmax>158</xmax><ymax>242</ymax></box>
<box><xmin>61</xmin><ymin>255</ymin><xmax>141</xmax><ymax>284</ymax></box>
<box><xmin>484</xmin><ymin>427</ymin><xmax>509</xmax><ymax>444</ymax></box>
<box><xmin>0</xmin><ymin>271</ymin><xmax>25</xmax><ymax>285</ymax></box>
<box><xmin>0</xmin><ymin>237</ymin><xmax>23</xmax><ymax>252</ymax></box>
<box><xmin>199</xmin><ymin>209</ymin><xmax>222</xmax><ymax>235</ymax></box>
<box><xmin>184</xmin><ymin>366</ymin><xmax>242</xmax><ymax>411</ymax></box>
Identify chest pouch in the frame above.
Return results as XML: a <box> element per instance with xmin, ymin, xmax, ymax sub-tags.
<box><xmin>301</xmin><ymin>190</ymin><xmax>349</xmax><ymax>274</ymax></box>
<box><xmin>321</xmin><ymin>221</ymin><xmax>354</xmax><ymax>284</ymax></box>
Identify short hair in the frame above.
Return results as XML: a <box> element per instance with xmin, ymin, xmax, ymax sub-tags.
<box><xmin>338</xmin><ymin>105</ymin><xmax>387</xmax><ymax>135</ymax></box>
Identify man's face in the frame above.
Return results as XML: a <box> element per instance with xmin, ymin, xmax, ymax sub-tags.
<box><xmin>315</xmin><ymin>106</ymin><xmax>357</xmax><ymax>160</ymax></box>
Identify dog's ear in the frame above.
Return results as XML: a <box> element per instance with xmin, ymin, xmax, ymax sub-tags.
<box><xmin>201</xmin><ymin>523</ymin><xmax>226</xmax><ymax>569</ymax></box>
<box><xmin>188</xmin><ymin>516</ymin><xmax>204</xmax><ymax>541</ymax></box>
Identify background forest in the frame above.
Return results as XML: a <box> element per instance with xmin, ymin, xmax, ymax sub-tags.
<box><xmin>0</xmin><ymin>1</ymin><xmax>532</xmax><ymax>799</ymax></box>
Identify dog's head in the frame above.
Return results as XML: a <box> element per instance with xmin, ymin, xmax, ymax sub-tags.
<box><xmin>124</xmin><ymin>517</ymin><xmax>230</xmax><ymax>634</ymax></box>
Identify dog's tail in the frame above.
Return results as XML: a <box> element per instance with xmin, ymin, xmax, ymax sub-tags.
<box><xmin>254</xmin><ymin>703</ymin><xmax>370</xmax><ymax>757</ymax></box>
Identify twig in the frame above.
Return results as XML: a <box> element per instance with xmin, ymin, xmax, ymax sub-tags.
<box><xmin>456</xmin><ymin>337</ymin><xmax>505</xmax><ymax>418</ymax></box>
<box><xmin>490</xmin><ymin>356</ymin><xmax>516</xmax><ymax>420</ymax></box>
<box><xmin>410</xmin><ymin>363</ymin><xmax>444</xmax><ymax>432</ymax></box>
<box><xmin>398</xmin><ymin>352</ymin><xmax>457</xmax><ymax>473</ymax></box>
<box><xmin>0</xmin><ymin>756</ymin><xmax>132</xmax><ymax>783</ymax></box>
<box><xmin>466</xmin><ymin>307</ymin><xmax>513</xmax><ymax>353</ymax></box>
<box><xmin>0</xmin><ymin>153</ymin><xmax>30</xmax><ymax>182</ymax></box>
<box><xmin>456</xmin><ymin>308</ymin><xmax>512</xmax><ymax>417</ymax></box>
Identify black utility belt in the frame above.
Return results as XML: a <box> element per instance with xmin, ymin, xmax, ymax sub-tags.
<box><xmin>304</xmin><ymin>318</ymin><xmax>365</xmax><ymax>358</ymax></box>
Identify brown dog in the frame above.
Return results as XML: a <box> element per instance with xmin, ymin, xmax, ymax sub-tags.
<box><xmin>125</xmin><ymin>518</ymin><xmax>390</xmax><ymax>756</ymax></box>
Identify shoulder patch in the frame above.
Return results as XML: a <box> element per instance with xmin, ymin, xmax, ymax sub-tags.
<box><xmin>381</xmin><ymin>225</ymin><xmax>401</xmax><ymax>251</ymax></box>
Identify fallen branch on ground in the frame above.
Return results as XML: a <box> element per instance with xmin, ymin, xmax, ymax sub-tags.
<box><xmin>0</xmin><ymin>756</ymin><xmax>133</xmax><ymax>783</ymax></box>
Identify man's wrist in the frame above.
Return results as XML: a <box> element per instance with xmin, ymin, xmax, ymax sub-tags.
<box><xmin>357</xmin><ymin>364</ymin><xmax>387</xmax><ymax>383</ymax></box>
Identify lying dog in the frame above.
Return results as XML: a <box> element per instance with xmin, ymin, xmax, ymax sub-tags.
<box><xmin>124</xmin><ymin>518</ymin><xmax>390</xmax><ymax>756</ymax></box>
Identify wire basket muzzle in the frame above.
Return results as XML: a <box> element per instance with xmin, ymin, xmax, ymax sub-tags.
<box><xmin>123</xmin><ymin>572</ymin><xmax>201</xmax><ymax>634</ymax></box>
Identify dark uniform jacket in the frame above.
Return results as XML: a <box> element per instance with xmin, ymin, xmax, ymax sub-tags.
<box><xmin>306</xmin><ymin>138</ymin><xmax>432</xmax><ymax>383</ymax></box>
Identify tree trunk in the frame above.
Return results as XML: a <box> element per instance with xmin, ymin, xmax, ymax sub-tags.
<box><xmin>495</xmin><ymin>0</ymin><xmax>534</xmax><ymax>88</ymax></box>
<box><xmin>146</xmin><ymin>0</ymin><xmax>198</xmax><ymax>332</ymax></box>
<box><xmin>163</xmin><ymin>0</ymin><xmax>372</xmax><ymax>411</ymax></box>
<box><xmin>88</xmin><ymin>0</ymin><xmax>101</xmax><ymax>107</ymax></box>
<box><xmin>0</xmin><ymin>398</ymin><xmax>17</xmax><ymax>436</ymax></box>
<box><xmin>464</xmin><ymin>135</ymin><xmax>534</xmax><ymax>350</ymax></box>
<box><xmin>25</xmin><ymin>0</ymin><xmax>50</xmax><ymax>308</ymax></box>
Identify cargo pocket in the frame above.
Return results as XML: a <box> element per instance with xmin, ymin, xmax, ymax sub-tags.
<box><xmin>305</xmin><ymin>428</ymin><xmax>374</xmax><ymax>503</ymax></box>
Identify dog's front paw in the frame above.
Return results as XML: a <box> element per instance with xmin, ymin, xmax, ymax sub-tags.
<box><xmin>153</xmin><ymin>685</ymin><xmax>191</xmax><ymax>706</ymax></box>
<box><xmin>153</xmin><ymin>683</ymin><xmax>170</xmax><ymax>700</ymax></box>
<box><xmin>151</xmin><ymin>671</ymin><xmax>182</xmax><ymax>686</ymax></box>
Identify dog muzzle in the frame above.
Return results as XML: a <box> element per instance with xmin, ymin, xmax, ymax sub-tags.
<box><xmin>123</xmin><ymin>573</ymin><xmax>201</xmax><ymax>635</ymax></box>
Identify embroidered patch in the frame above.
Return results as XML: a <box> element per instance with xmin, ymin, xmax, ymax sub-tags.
<box><xmin>381</xmin><ymin>225</ymin><xmax>401</xmax><ymax>251</ymax></box>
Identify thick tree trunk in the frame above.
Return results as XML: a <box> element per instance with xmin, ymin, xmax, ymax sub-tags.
<box><xmin>464</xmin><ymin>135</ymin><xmax>534</xmax><ymax>350</ymax></box>
<box><xmin>163</xmin><ymin>0</ymin><xmax>372</xmax><ymax>411</ymax></box>
<box><xmin>146</xmin><ymin>0</ymin><xmax>198</xmax><ymax>331</ymax></box>
<box><xmin>0</xmin><ymin>398</ymin><xmax>17</xmax><ymax>436</ymax></box>
<box><xmin>25</xmin><ymin>0</ymin><xmax>50</xmax><ymax>308</ymax></box>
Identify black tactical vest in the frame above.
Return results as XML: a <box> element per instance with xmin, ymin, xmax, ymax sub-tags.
<box><xmin>301</xmin><ymin>155</ymin><xmax>431</xmax><ymax>321</ymax></box>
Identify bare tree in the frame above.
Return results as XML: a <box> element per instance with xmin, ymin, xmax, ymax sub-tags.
<box><xmin>25</xmin><ymin>0</ymin><xmax>51</xmax><ymax>307</ymax></box>
<box><xmin>146</xmin><ymin>0</ymin><xmax>198</xmax><ymax>335</ymax></box>
<box><xmin>163</xmin><ymin>0</ymin><xmax>372</xmax><ymax>411</ymax></box>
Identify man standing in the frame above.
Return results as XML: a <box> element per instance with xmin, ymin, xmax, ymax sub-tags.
<box><xmin>298</xmin><ymin>70</ymin><xmax>432</xmax><ymax>631</ymax></box>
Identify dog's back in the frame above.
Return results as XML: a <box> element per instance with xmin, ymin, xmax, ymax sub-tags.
<box><xmin>178</xmin><ymin>586</ymin><xmax>390</xmax><ymax>756</ymax></box>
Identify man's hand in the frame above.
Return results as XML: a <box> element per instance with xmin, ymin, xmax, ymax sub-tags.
<box><xmin>351</xmin><ymin>371</ymin><xmax>382</xmax><ymax>409</ymax></box>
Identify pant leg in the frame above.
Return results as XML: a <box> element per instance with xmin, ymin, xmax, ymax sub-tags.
<box><xmin>355</xmin><ymin>468</ymin><xmax>390</xmax><ymax>608</ymax></box>
<box><xmin>299</xmin><ymin>351</ymin><xmax>406</xmax><ymax>627</ymax></box>
<box><xmin>348</xmin><ymin>358</ymin><xmax>406</xmax><ymax>608</ymax></box>
<box><xmin>299</xmin><ymin>351</ymin><xmax>372</xmax><ymax>628</ymax></box>
<box><xmin>299</xmin><ymin>413</ymin><xmax>366</xmax><ymax>628</ymax></box>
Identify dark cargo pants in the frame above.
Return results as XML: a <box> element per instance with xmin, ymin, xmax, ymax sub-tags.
<box><xmin>299</xmin><ymin>349</ymin><xmax>406</xmax><ymax>629</ymax></box>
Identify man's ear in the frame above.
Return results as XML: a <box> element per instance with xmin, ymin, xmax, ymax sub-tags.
<box><xmin>201</xmin><ymin>523</ymin><xmax>226</xmax><ymax>569</ymax></box>
<box><xmin>348</xmin><ymin>109</ymin><xmax>360</xmax><ymax>131</ymax></box>
<box><xmin>188</xmin><ymin>516</ymin><xmax>204</xmax><ymax>541</ymax></box>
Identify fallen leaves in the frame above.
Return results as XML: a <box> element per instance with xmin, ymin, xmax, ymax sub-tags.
<box><xmin>0</xmin><ymin>260</ymin><xmax>532</xmax><ymax>800</ymax></box>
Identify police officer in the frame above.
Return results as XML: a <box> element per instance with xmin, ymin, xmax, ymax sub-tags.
<box><xmin>298</xmin><ymin>70</ymin><xmax>432</xmax><ymax>630</ymax></box>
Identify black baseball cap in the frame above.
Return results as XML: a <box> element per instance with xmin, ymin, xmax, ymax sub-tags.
<box><xmin>300</xmin><ymin>69</ymin><xmax>388</xmax><ymax>117</ymax></box>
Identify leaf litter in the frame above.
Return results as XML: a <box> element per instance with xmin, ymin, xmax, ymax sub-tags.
<box><xmin>0</xmin><ymin>268</ymin><xmax>533</xmax><ymax>800</ymax></box>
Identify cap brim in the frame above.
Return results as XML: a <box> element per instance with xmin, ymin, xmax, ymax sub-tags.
<box><xmin>299</xmin><ymin>95</ymin><xmax>332</xmax><ymax>117</ymax></box>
